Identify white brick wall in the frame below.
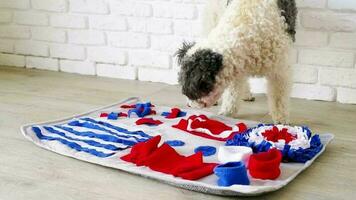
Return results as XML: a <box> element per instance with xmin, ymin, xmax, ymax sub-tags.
<box><xmin>26</xmin><ymin>56</ymin><xmax>58</xmax><ymax>71</ymax></box>
<box><xmin>0</xmin><ymin>0</ymin><xmax>355</xmax><ymax>104</ymax></box>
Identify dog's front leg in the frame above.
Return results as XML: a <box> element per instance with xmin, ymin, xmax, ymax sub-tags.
<box><xmin>266</xmin><ymin>68</ymin><xmax>292</xmax><ymax>124</ymax></box>
<box><xmin>218</xmin><ymin>77</ymin><xmax>247</xmax><ymax>118</ymax></box>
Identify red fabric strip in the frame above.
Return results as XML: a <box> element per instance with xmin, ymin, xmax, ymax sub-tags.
<box><xmin>248</xmin><ymin>148</ymin><xmax>282</xmax><ymax>180</ymax></box>
<box><xmin>166</xmin><ymin>108</ymin><xmax>181</xmax><ymax>119</ymax></box>
<box><xmin>172</xmin><ymin>115</ymin><xmax>245</xmax><ymax>141</ymax></box>
<box><xmin>100</xmin><ymin>113</ymin><xmax>108</xmax><ymax>118</ymax></box>
<box><xmin>135</xmin><ymin>118</ymin><xmax>163</xmax><ymax>126</ymax></box>
<box><xmin>120</xmin><ymin>136</ymin><xmax>217</xmax><ymax>180</ymax></box>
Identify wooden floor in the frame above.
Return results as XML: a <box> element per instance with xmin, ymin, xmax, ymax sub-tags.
<box><xmin>0</xmin><ymin>66</ymin><xmax>355</xmax><ymax>200</ymax></box>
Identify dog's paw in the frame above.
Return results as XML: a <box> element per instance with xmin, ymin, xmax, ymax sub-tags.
<box><xmin>218</xmin><ymin>109</ymin><xmax>239</xmax><ymax>118</ymax></box>
<box><xmin>272</xmin><ymin>116</ymin><xmax>290</xmax><ymax>125</ymax></box>
<box><xmin>270</xmin><ymin>109</ymin><xmax>290</xmax><ymax>125</ymax></box>
<box><xmin>243</xmin><ymin>96</ymin><xmax>255</xmax><ymax>102</ymax></box>
<box><xmin>242</xmin><ymin>91</ymin><xmax>255</xmax><ymax>102</ymax></box>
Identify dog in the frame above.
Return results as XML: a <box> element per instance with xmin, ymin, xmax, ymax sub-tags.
<box><xmin>176</xmin><ymin>0</ymin><xmax>297</xmax><ymax>124</ymax></box>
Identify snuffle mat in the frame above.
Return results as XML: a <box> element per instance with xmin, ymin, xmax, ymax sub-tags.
<box><xmin>21</xmin><ymin>97</ymin><xmax>334</xmax><ymax>196</ymax></box>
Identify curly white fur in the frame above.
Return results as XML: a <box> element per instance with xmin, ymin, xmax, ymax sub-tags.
<box><xmin>191</xmin><ymin>0</ymin><xmax>293</xmax><ymax>124</ymax></box>
<box><xmin>201</xmin><ymin>0</ymin><xmax>229</xmax><ymax>37</ymax></box>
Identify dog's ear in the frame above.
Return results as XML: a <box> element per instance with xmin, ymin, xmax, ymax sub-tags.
<box><xmin>175</xmin><ymin>41</ymin><xmax>196</xmax><ymax>65</ymax></box>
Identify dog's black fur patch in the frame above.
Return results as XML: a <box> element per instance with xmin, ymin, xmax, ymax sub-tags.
<box><xmin>277</xmin><ymin>0</ymin><xmax>298</xmax><ymax>41</ymax></box>
<box><xmin>177</xmin><ymin>48</ymin><xmax>223</xmax><ymax>100</ymax></box>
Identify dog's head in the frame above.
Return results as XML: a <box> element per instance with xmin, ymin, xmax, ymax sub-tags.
<box><xmin>176</xmin><ymin>42</ymin><xmax>226</xmax><ymax>108</ymax></box>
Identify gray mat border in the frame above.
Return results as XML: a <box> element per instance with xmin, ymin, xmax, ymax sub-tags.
<box><xmin>20</xmin><ymin>97</ymin><xmax>334</xmax><ymax>196</ymax></box>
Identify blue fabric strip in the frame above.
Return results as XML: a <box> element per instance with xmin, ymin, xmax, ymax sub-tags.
<box><xmin>79</xmin><ymin>118</ymin><xmax>152</xmax><ymax>138</ymax></box>
<box><xmin>194</xmin><ymin>146</ymin><xmax>217</xmax><ymax>157</ymax></box>
<box><xmin>161</xmin><ymin>111</ymin><xmax>187</xmax><ymax>118</ymax></box>
<box><xmin>32</xmin><ymin>127</ymin><xmax>115</xmax><ymax>158</ymax></box>
<box><xmin>165</xmin><ymin>140</ymin><xmax>185</xmax><ymax>147</ymax></box>
<box><xmin>128</xmin><ymin>103</ymin><xmax>152</xmax><ymax>118</ymax></box>
<box><xmin>43</xmin><ymin>126</ymin><xmax>127</xmax><ymax>151</ymax></box>
<box><xmin>108</xmin><ymin>112</ymin><xmax>119</xmax><ymax>120</ymax></box>
<box><xmin>67</xmin><ymin>120</ymin><xmax>147</xmax><ymax>142</ymax></box>
<box><xmin>55</xmin><ymin>125</ymin><xmax>137</xmax><ymax>146</ymax></box>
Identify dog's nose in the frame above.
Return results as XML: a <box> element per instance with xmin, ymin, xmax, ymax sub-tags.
<box><xmin>199</xmin><ymin>101</ymin><xmax>207</xmax><ymax>108</ymax></box>
<box><xmin>186</xmin><ymin>103</ymin><xmax>191</xmax><ymax>107</ymax></box>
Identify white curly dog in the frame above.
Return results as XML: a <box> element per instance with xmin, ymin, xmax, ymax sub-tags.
<box><xmin>176</xmin><ymin>0</ymin><xmax>297</xmax><ymax>124</ymax></box>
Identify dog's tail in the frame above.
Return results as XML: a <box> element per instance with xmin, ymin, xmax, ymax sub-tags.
<box><xmin>277</xmin><ymin>0</ymin><xmax>298</xmax><ymax>42</ymax></box>
<box><xmin>175</xmin><ymin>41</ymin><xmax>196</xmax><ymax>65</ymax></box>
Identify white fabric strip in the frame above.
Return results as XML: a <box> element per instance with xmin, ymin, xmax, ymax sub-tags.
<box><xmin>186</xmin><ymin>117</ymin><xmax>240</xmax><ymax>139</ymax></box>
<box><xmin>248</xmin><ymin>125</ymin><xmax>311</xmax><ymax>150</ymax></box>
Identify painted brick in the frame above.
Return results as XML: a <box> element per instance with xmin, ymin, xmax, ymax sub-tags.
<box><xmin>0</xmin><ymin>11</ymin><xmax>12</xmax><ymax>23</ymax></box>
<box><xmin>296</xmin><ymin>0</ymin><xmax>326</xmax><ymax>8</ymax></box>
<box><xmin>0</xmin><ymin>39</ymin><xmax>14</xmax><ymax>53</ymax></box>
<box><xmin>50</xmin><ymin>44</ymin><xmax>86</xmax><ymax>60</ymax></box>
<box><xmin>26</xmin><ymin>56</ymin><xmax>59</xmax><ymax>71</ymax></box>
<box><xmin>130</xmin><ymin>51</ymin><xmax>171</xmax><ymax>68</ymax></box>
<box><xmin>110</xmin><ymin>1</ymin><xmax>152</xmax><ymax>17</ymax></box>
<box><xmin>127</xmin><ymin>17</ymin><xmax>148</xmax><ymax>32</ymax></box>
<box><xmin>69</xmin><ymin>0</ymin><xmax>108</xmax><ymax>14</ymax></box>
<box><xmin>128</xmin><ymin>18</ymin><xmax>172</xmax><ymax>34</ymax></box>
<box><xmin>293</xmin><ymin>64</ymin><xmax>319</xmax><ymax>84</ymax></box>
<box><xmin>50</xmin><ymin>14</ymin><xmax>86</xmax><ymax>29</ymax></box>
<box><xmin>291</xmin><ymin>84</ymin><xmax>336</xmax><ymax>101</ymax></box>
<box><xmin>138</xmin><ymin>68</ymin><xmax>178</xmax><ymax>84</ymax></box>
<box><xmin>107</xmin><ymin>32</ymin><xmax>149</xmax><ymax>48</ymax></box>
<box><xmin>32</xmin><ymin>0</ymin><xmax>67</xmax><ymax>12</ymax></box>
<box><xmin>151</xmin><ymin>35</ymin><xmax>186</xmax><ymax>53</ymax></box>
<box><xmin>152</xmin><ymin>3</ymin><xmax>174</xmax><ymax>18</ymax></box>
<box><xmin>300</xmin><ymin>11</ymin><xmax>356</xmax><ymax>32</ymax></box>
<box><xmin>89</xmin><ymin>16</ymin><xmax>127</xmax><ymax>31</ymax></box>
<box><xmin>147</xmin><ymin>19</ymin><xmax>173</xmax><ymax>34</ymax></box>
<box><xmin>153</xmin><ymin>3</ymin><xmax>197</xmax><ymax>19</ymax></box>
<box><xmin>330</xmin><ymin>33</ymin><xmax>356</xmax><ymax>49</ymax></box>
<box><xmin>337</xmin><ymin>87</ymin><xmax>356</xmax><ymax>104</ymax></box>
<box><xmin>299</xmin><ymin>49</ymin><xmax>354</xmax><ymax>68</ymax></box>
<box><xmin>0</xmin><ymin>53</ymin><xmax>25</xmax><ymax>67</ymax></box>
<box><xmin>295</xmin><ymin>31</ymin><xmax>328</xmax><ymax>47</ymax></box>
<box><xmin>15</xmin><ymin>41</ymin><xmax>48</xmax><ymax>57</ymax></box>
<box><xmin>0</xmin><ymin>0</ymin><xmax>29</xmax><ymax>9</ymax></box>
<box><xmin>31</xmin><ymin>27</ymin><xmax>66</xmax><ymax>43</ymax></box>
<box><xmin>96</xmin><ymin>64</ymin><xmax>136</xmax><ymax>80</ymax></box>
<box><xmin>68</xmin><ymin>30</ymin><xmax>105</xmax><ymax>45</ymax></box>
<box><xmin>173</xmin><ymin>4</ymin><xmax>197</xmax><ymax>19</ymax></box>
<box><xmin>328</xmin><ymin>0</ymin><xmax>356</xmax><ymax>11</ymax></box>
<box><xmin>60</xmin><ymin>60</ymin><xmax>96</xmax><ymax>75</ymax></box>
<box><xmin>87</xmin><ymin>47</ymin><xmax>127</xmax><ymax>65</ymax></box>
<box><xmin>0</xmin><ymin>25</ymin><xmax>30</xmax><ymax>39</ymax></box>
<box><xmin>320</xmin><ymin>69</ymin><xmax>356</xmax><ymax>88</ymax></box>
<box><xmin>13</xmin><ymin>11</ymin><xmax>48</xmax><ymax>26</ymax></box>
<box><xmin>174</xmin><ymin>20</ymin><xmax>201</xmax><ymax>37</ymax></box>
<box><xmin>289</xmin><ymin>48</ymin><xmax>298</xmax><ymax>64</ymax></box>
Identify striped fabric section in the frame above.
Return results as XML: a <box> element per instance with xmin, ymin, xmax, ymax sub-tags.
<box><xmin>32</xmin><ymin>117</ymin><xmax>152</xmax><ymax>158</ymax></box>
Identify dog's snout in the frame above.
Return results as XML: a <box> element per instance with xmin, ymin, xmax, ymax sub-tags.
<box><xmin>197</xmin><ymin>100</ymin><xmax>208</xmax><ymax>108</ymax></box>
